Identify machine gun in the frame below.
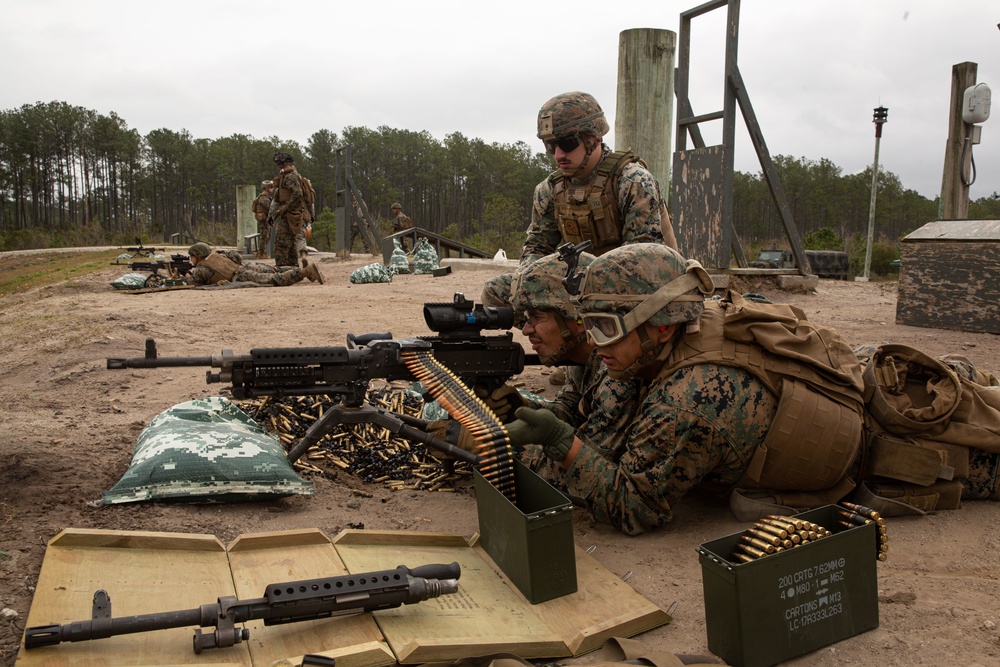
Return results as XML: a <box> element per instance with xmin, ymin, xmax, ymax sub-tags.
<box><xmin>25</xmin><ymin>562</ymin><xmax>460</xmax><ymax>654</ymax></box>
<box><xmin>107</xmin><ymin>294</ymin><xmax>537</xmax><ymax>465</ymax></box>
<box><xmin>116</xmin><ymin>238</ymin><xmax>166</xmax><ymax>258</ymax></box>
<box><xmin>112</xmin><ymin>251</ymin><xmax>193</xmax><ymax>289</ymax></box>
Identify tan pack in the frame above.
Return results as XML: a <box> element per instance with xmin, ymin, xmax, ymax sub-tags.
<box><xmin>199</xmin><ymin>252</ymin><xmax>238</xmax><ymax>284</ymax></box>
<box><xmin>659</xmin><ymin>291</ymin><xmax>865</xmax><ymax>495</ymax></box>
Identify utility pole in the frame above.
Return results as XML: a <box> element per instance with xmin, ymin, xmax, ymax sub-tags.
<box><xmin>862</xmin><ymin>106</ymin><xmax>888</xmax><ymax>281</ymax></box>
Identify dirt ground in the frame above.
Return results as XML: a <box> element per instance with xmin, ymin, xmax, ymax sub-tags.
<box><xmin>1</xmin><ymin>249</ymin><xmax>999</xmax><ymax>667</ymax></box>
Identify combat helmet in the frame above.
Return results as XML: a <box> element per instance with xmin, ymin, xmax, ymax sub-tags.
<box><xmin>511</xmin><ymin>252</ymin><xmax>596</xmax><ymax>365</ymax></box>
<box><xmin>537</xmin><ymin>91</ymin><xmax>610</xmax><ymax>141</ymax></box>
<box><xmin>261</xmin><ymin>180</ymin><xmax>273</xmax><ymax>189</ymax></box>
<box><xmin>273</xmin><ymin>151</ymin><xmax>293</xmax><ymax>165</ymax></box>
<box><xmin>575</xmin><ymin>243</ymin><xmax>713</xmax><ymax>379</ymax></box>
<box><xmin>512</xmin><ymin>252</ymin><xmax>595</xmax><ymax>320</ymax></box>
<box><xmin>188</xmin><ymin>242</ymin><xmax>212</xmax><ymax>258</ymax></box>
<box><xmin>391</xmin><ymin>202</ymin><xmax>402</xmax><ymax>210</ymax></box>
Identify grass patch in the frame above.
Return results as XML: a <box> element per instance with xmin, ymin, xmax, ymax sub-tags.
<box><xmin>0</xmin><ymin>249</ymin><xmax>121</xmax><ymax>297</ymax></box>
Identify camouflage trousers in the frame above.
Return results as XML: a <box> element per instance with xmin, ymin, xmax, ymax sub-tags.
<box><xmin>233</xmin><ymin>265</ymin><xmax>304</xmax><ymax>286</ymax></box>
<box><xmin>480</xmin><ymin>272</ymin><xmax>514</xmax><ymax>308</ymax></box>
<box><xmin>274</xmin><ymin>218</ymin><xmax>307</xmax><ymax>268</ymax></box>
<box><xmin>257</xmin><ymin>220</ymin><xmax>272</xmax><ymax>258</ymax></box>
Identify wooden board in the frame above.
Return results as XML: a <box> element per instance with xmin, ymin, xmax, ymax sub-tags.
<box><xmin>19</xmin><ymin>528</ymin><xmax>670</xmax><ymax>666</ymax></box>
<box><xmin>332</xmin><ymin>530</ymin><xmax>671</xmax><ymax>663</ymax></box>
<box><xmin>18</xmin><ymin>528</ymin><xmax>244</xmax><ymax>666</ymax></box>
<box><xmin>226</xmin><ymin>529</ymin><xmax>395</xmax><ymax>667</ymax></box>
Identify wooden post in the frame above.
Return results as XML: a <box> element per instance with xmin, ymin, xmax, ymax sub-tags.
<box><xmin>236</xmin><ymin>184</ymin><xmax>257</xmax><ymax>250</ymax></box>
<box><xmin>939</xmin><ymin>62</ymin><xmax>977</xmax><ymax>220</ymax></box>
<box><xmin>615</xmin><ymin>28</ymin><xmax>676</xmax><ymax>203</ymax></box>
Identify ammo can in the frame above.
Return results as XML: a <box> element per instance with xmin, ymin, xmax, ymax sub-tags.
<box><xmin>474</xmin><ymin>459</ymin><xmax>577</xmax><ymax>604</ymax></box>
<box><xmin>697</xmin><ymin>506</ymin><xmax>879</xmax><ymax>667</ymax></box>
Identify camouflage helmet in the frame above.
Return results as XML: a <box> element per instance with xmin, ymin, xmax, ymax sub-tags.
<box><xmin>537</xmin><ymin>91</ymin><xmax>610</xmax><ymax>141</ymax></box>
<box><xmin>576</xmin><ymin>243</ymin><xmax>714</xmax><ymax>329</ymax></box>
<box><xmin>511</xmin><ymin>252</ymin><xmax>595</xmax><ymax>320</ymax></box>
<box><xmin>273</xmin><ymin>151</ymin><xmax>293</xmax><ymax>165</ymax></box>
<box><xmin>188</xmin><ymin>242</ymin><xmax>212</xmax><ymax>258</ymax></box>
<box><xmin>261</xmin><ymin>180</ymin><xmax>273</xmax><ymax>190</ymax></box>
<box><xmin>391</xmin><ymin>202</ymin><xmax>402</xmax><ymax>210</ymax></box>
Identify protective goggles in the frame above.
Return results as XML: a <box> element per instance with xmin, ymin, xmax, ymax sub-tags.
<box><xmin>581</xmin><ymin>312</ymin><xmax>630</xmax><ymax>346</ymax></box>
<box><xmin>544</xmin><ymin>134</ymin><xmax>582</xmax><ymax>154</ymax></box>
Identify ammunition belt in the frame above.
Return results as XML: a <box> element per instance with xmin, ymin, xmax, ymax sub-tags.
<box><xmin>401</xmin><ymin>349</ymin><xmax>517</xmax><ymax>501</ymax></box>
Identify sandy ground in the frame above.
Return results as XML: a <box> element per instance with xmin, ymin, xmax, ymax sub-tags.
<box><xmin>1</xmin><ymin>251</ymin><xmax>999</xmax><ymax>667</ymax></box>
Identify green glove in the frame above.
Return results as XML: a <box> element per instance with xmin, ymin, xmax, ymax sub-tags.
<box><xmin>474</xmin><ymin>384</ymin><xmax>525</xmax><ymax>422</ymax></box>
<box><xmin>504</xmin><ymin>407</ymin><xmax>575</xmax><ymax>462</ymax></box>
<box><xmin>424</xmin><ymin>419</ymin><xmax>478</xmax><ymax>456</ymax></box>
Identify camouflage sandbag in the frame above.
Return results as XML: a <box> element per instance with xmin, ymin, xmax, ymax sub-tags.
<box><xmin>390</xmin><ymin>238</ymin><xmax>411</xmax><ymax>274</ymax></box>
<box><xmin>412</xmin><ymin>237</ymin><xmax>439</xmax><ymax>274</ymax></box>
<box><xmin>101</xmin><ymin>397</ymin><xmax>313</xmax><ymax>504</ymax></box>
<box><xmin>350</xmin><ymin>262</ymin><xmax>394</xmax><ymax>284</ymax></box>
<box><xmin>110</xmin><ymin>273</ymin><xmax>149</xmax><ymax>290</ymax></box>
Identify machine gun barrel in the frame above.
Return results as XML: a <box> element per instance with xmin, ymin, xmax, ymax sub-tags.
<box><xmin>25</xmin><ymin>563</ymin><xmax>460</xmax><ymax>653</ymax></box>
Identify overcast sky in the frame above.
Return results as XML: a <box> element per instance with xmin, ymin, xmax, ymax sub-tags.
<box><xmin>3</xmin><ymin>0</ymin><xmax>998</xmax><ymax>201</ymax></box>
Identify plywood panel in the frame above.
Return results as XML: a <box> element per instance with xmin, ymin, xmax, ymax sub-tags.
<box><xmin>226</xmin><ymin>529</ymin><xmax>394</xmax><ymax>667</ymax></box>
<box><xmin>18</xmin><ymin>528</ymin><xmax>244</xmax><ymax>666</ymax></box>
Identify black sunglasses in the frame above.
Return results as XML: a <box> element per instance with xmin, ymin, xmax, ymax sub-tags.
<box><xmin>544</xmin><ymin>134</ymin><xmax>582</xmax><ymax>154</ymax></box>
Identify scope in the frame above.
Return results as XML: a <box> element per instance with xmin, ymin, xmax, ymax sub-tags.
<box><xmin>423</xmin><ymin>293</ymin><xmax>515</xmax><ymax>336</ymax></box>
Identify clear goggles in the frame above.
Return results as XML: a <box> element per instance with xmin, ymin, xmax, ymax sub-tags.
<box><xmin>581</xmin><ymin>312</ymin><xmax>630</xmax><ymax>347</ymax></box>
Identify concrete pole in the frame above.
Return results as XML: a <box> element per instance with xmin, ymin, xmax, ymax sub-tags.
<box><xmin>236</xmin><ymin>184</ymin><xmax>257</xmax><ymax>251</ymax></box>
<box><xmin>615</xmin><ymin>28</ymin><xmax>676</xmax><ymax>202</ymax></box>
<box><xmin>939</xmin><ymin>62</ymin><xmax>978</xmax><ymax>219</ymax></box>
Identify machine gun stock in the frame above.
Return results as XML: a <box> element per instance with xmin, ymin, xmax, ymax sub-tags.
<box><xmin>25</xmin><ymin>562</ymin><xmax>460</xmax><ymax>654</ymax></box>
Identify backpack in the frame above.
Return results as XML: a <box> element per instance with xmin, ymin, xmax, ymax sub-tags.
<box><xmin>300</xmin><ymin>176</ymin><xmax>316</xmax><ymax>221</ymax></box>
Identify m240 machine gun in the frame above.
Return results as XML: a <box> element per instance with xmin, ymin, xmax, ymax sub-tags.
<box><xmin>106</xmin><ymin>294</ymin><xmax>537</xmax><ymax>467</ymax></box>
<box><xmin>25</xmin><ymin>562</ymin><xmax>460</xmax><ymax>654</ymax></box>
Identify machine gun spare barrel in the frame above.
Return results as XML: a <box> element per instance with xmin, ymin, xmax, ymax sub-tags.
<box><xmin>25</xmin><ymin>562</ymin><xmax>461</xmax><ymax>654</ymax></box>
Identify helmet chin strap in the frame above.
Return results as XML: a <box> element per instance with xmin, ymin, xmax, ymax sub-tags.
<box><xmin>568</xmin><ymin>137</ymin><xmax>600</xmax><ymax>182</ymax></box>
<box><xmin>539</xmin><ymin>312</ymin><xmax>588</xmax><ymax>366</ymax></box>
<box><xmin>607</xmin><ymin>327</ymin><xmax>680</xmax><ymax>381</ymax></box>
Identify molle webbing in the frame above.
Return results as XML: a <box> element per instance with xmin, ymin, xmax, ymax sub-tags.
<box><xmin>401</xmin><ymin>349</ymin><xmax>516</xmax><ymax>501</ymax></box>
<box><xmin>550</xmin><ymin>150</ymin><xmax>641</xmax><ymax>255</ymax></box>
<box><xmin>199</xmin><ymin>252</ymin><xmax>239</xmax><ymax>283</ymax></box>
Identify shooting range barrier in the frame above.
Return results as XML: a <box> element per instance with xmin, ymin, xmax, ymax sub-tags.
<box><xmin>19</xmin><ymin>528</ymin><xmax>669</xmax><ymax>666</ymax></box>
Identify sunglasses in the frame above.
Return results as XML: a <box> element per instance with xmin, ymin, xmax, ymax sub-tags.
<box><xmin>581</xmin><ymin>312</ymin><xmax>630</xmax><ymax>347</ymax></box>
<box><xmin>544</xmin><ymin>134</ymin><xmax>583</xmax><ymax>154</ymax></box>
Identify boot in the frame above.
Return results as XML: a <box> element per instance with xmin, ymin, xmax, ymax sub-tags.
<box><xmin>301</xmin><ymin>262</ymin><xmax>324</xmax><ymax>284</ymax></box>
<box><xmin>300</xmin><ymin>250</ymin><xmax>309</xmax><ymax>268</ymax></box>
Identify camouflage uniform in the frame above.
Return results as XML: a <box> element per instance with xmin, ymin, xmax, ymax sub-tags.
<box><xmin>391</xmin><ymin>204</ymin><xmax>413</xmax><ymax>251</ymax></box>
<box><xmin>184</xmin><ymin>263</ymin><xmax>307</xmax><ymax>287</ymax></box>
<box><xmin>482</xmin><ymin>91</ymin><xmax>676</xmax><ymax>308</ymax></box>
<box><xmin>273</xmin><ymin>158</ymin><xmax>309</xmax><ymax>268</ymax></box>
<box><xmin>252</xmin><ymin>182</ymin><xmax>274</xmax><ymax>258</ymax></box>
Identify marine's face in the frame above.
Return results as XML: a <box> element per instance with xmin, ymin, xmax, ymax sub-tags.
<box><xmin>595</xmin><ymin>326</ymin><xmax>645</xmax><ymax>375</ymax></box>
<box><xmin>521</xmin><ymin>309</ymin><xmax>564</xmax><ymax>360</ymax></box>
<box><xmin>551</xmin><ymin>136</ymin><xmax>588</xmax><ymax>176</ymax></box>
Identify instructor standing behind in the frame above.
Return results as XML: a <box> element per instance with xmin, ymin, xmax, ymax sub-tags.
<box><xmin>270</xmin><ymin>152</ymin><xmax>310</xmax><ymax>268</ymax></box>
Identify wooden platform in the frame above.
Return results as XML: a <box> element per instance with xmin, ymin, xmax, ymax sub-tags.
<box><xmin>17</xmin><ymin>528</ymin><xmax>670</xmax><ymax>666</ymax></box>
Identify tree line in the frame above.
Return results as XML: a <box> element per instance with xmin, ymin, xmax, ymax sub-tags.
<box><xmin>2</xmin><ymin>100</ymin><xmax>998</xmax><ymax>256</ymax></box>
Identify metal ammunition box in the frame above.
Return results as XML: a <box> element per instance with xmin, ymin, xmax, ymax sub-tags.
<box><xmin>697</xmin><ymin>506</ymin><xmax>879</xmax><ymax>667</ymax></box>
<box><xmin>474</xmin><ymin>459</ymin><xmax>577</xmax><ymax>603</ymax></box>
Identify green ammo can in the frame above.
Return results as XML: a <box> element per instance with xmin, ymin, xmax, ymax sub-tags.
<box><xmin>474</xmin><ymin>459</ymin><xmax>577</xmax><ymax>604</ymax></box>
<box><xmin>697</xmin><ymin>505</ymin><xmax>880</xmax><ymax>667</ymax></box>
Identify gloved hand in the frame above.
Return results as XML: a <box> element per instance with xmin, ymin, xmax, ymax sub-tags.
<box><xmin>474</xmin><ymin>384</ymin><xmax>525</xmax><ymax>422</ymax></box>
<box><xmin>424</xmin><ymin>419</ymin><xmax>478</xmax><ymax>456</ymax></box>
<box><xmin>504</xmin><ymin>407</ymin><xmax>576</xmax><ymax>462</ymax></box>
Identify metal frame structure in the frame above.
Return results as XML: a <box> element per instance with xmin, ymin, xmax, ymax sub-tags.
<box><xmin>672</xmin><ymin>0</ymin><xmax>810</xmax><ymax>273</ymax></box>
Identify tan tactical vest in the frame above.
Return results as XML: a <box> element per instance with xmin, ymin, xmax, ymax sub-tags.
<box><xmin>199</xmin><ymin>252</ymin><xmax>239</xmax><ymax>284</ymax></box>
<box><xmin>550</xmin><ymin>150</ymin><xmax>641</xmax><ymax>255</ymax></box>
<box><xmin>656</xmin><ymin>292</ymin><xmax>866</xmax><ymax>493</ymax></box>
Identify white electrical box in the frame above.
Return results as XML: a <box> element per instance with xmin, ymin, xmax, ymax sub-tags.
<box><xmin>963</xmin><ymin>83</ymin><xmax>991</xmax><ymax>124</ymax></box>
